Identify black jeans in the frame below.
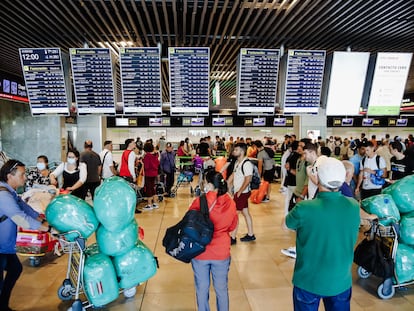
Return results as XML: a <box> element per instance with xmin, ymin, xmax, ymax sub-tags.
<box><xmin>79</xmin><ymin>181</ymin><xmax>101</xmax><ymax>200</ymax></box>
<box><xmin>0</xmin><ymin>253</ymin><xmax>23</xmax><ymax>309</ymax></box>
<box><xmin>165</xmin><ymin>172</ymin><xmax>175</xmax><ymax>194</ymax></box>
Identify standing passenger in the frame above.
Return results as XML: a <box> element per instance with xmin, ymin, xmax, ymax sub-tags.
<box><xmin>142</xmin><ymin>142</ymin><xmax>160</xmax><ymax>211</ymax></box>
<box><xmin>190</xmin><ymin>171</ymin><xmax>238</xmax><ymax>311</ymax></box>
<box><xmin>160</xmin><ymin>142</ymin><xmax>176</xmax><ymax>197</ymax></box>
<box><xmin>80</xmin><ymin>140</ymin><xmax>102</xmax><ymax>199</ymax></box>
<box><xmin>119</xmin><ymin>138</ymin><xmax>137</xmax><ymax>183</ymax></box>
<box><xmin>286</xmin><ymin>157</ymin><xmax>360</xmax><ymax>311</ymax></box>
<box><xmin>227</xmin><ymin>143</ymin><xmax>256</xmax><ymax>244</ymax></box>
<box><xmin>0</xmin><ymin>160</ymin><xmax>50</xmax><ymax>311</ymax></box>
<box><xmin>100</xmin><ymin>140</ymin><xmax>117</xmax><ymax>179</ymax></box>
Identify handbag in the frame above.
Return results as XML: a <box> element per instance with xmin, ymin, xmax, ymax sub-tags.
<box><xmin>162</xmin><ymin>194</ymin><xmax>215</xmax><ymax>263</ymax></box>
<box><xmin>354</xmin><ymin>226</ymin><xmax>394</xmax><ymax>278</ymax></box>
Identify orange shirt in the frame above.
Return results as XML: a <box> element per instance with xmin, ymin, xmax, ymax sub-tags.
<box><xmin>189</xmin><ymin>191</ymin><xmax>238</xmax><ymax>260</ymax></box>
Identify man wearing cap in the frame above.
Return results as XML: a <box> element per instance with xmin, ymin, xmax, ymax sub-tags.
<box><xmin>160</xmin><ymin>142</ymin><xmax>176</xmax><ymax>197</ymax></box>
<box><xmin>285</xmin><ymin>157</ymin><xmax>360</xmax><ymax>311</ymax></box>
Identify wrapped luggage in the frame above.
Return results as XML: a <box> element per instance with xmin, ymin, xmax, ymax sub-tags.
<box><xmin>361</xmin><ymin>194</ymin><xmax>400</xmax><ymax>225</ymax></box>
<box><xmin>96</xmin><ymin>220</ymin><xmax>138</xmax><ymax>257</ymax></box>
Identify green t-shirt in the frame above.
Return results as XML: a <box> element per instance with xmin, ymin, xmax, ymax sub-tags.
<box><xmin>294</xmin><ymin>158</ymin><xmax>308</xmax><ymax>197</ymax></box>
<box><xmin>285</xmin><ymin>191</ymin><xmax>360</xmax><ymax>296</ymax></box>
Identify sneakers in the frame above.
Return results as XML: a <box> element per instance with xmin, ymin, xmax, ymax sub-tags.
<box><xmin>231</xmin><ymin>237</ymin><xmax>237</xmax><ymax>245</ymax></box>
<box><xmin>279</xmin><ymin>187</ymin><xmax>287</xmax><ymax>193</ymax></box>
<box><xmin>142</xmin><ymin>205</ymin><xmax>153</xmax><ymax>211</ymax></box>
<box><xmin>281</xmin><ymin>246</ymin><xmax>296</xmax><ymax>259</ymax></box>
<box><xmin>262</xmin><ymin>197</ymin><xmax>270</xmax><ymax>203</ymax></box>
<box><xmin>152</xmin><ymin>203</ymin><xmax>159</xmax><ymax>209</ymax></box>
<box><xmin>240</xmin><ymin>234</ymin><xmax>256</xmax><ymax>242</ymax></box>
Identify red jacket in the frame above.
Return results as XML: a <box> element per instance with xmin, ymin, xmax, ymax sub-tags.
<box><xmin>189</xmin><ymin>191</ymin><xmax>238</xmax><ymax>260</ymax></box>
<box><xmin>143</xmin><ymin>152</ymin><xmax>159</xmax><ymax>177</ymax></box>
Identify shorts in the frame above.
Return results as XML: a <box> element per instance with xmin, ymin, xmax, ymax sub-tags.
<box><xmin>263</xmin><ymin>168</ymin><xmax>275</xmax><ymax>182</ymax></box>
<box><xmin>145</xmin><ymin>176</ymin><xmax>157</xmax><ymax>196</ymax></box>
<box><xmin>234</xmin><ymin>191</ymin><xmax>250</xmax><ymax>211</ymax></box>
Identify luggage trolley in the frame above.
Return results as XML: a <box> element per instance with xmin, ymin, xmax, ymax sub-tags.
<box><xmin>356</xmin><ymin>218</ymin><xmax>414</xmax><ymax>299</ymax></box>
<box><xmin>56</xmin><ymin>231</ymin><xmax>136</xmax><ymax>311</ymax></box>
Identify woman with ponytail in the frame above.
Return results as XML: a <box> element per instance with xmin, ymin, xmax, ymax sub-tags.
<box><xmin>188</xmin><ymin>170</ymin><xmax>238</xmax><ymax>311</ymax></box>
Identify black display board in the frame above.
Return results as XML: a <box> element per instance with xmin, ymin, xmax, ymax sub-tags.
<box><xmin>237</xmin><ymin>49</ymin><xmax>280</xmax><ymax>115</ymax></box>
<box><xmin>70</xmin><ymin>48</ymin><xmax>116</xmax><ymax>115</ymax></box>
<box><xmin>169</xmin><ymin>47</ymin><xmax>210</xmax><ymax>116</ymax></box>
<box><xmin>119</xmin><ymin>47</ymin><xmax>162</xmax><ymax>115</ymax></box>
<box><xmin>283</xmin><ymin>50</ymin><xmax>326</xmax><ymax>114</ymax></box>
<box><xmin>19</xmin><ymin>48</ymin><xmax>69</xmax><ymax>115</ymax></box>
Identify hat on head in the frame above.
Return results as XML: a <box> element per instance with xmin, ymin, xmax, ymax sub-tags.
<box><xmin>315</xmin><ymin>156</ymin><xmax>345</xmax><ymax>190</ymax></box>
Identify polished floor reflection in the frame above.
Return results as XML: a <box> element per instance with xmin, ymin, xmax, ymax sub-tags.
<box><xmin>11</xmin><ymin>180</ymin><xmax>414</xmax><ymax>310</ymax></box>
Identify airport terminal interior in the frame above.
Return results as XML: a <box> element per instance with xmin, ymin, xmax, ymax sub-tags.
<box><xmin>1</xmin><ymin>0</ymin><xmax>414</xmax><ymax>310</ymax></box>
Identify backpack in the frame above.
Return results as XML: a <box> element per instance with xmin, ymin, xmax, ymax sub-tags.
<box><xmin>361</xmin><ymin>155</ymin><xmax>381</xmax><ymax>169</ymax></box>
<box><xmin>241</xmin><ymin>159</ymin><xmax>261</xmax><ymax>190</ymax></box>
<box><xmin>162</xmin><ymin>194</ymin><xmax>214</xmax><ymax>263</ymax></box>
<box><xmin>264</xmin><ymin>147</ymin><xmax>275</xmax><ymax>159</ymax></box>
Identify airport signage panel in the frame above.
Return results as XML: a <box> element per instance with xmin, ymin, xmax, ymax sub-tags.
<box><xmin>70</xmin><ymin>48</ymin><xmax>116</xmax><ymax>115</ymax></box>
<box><xmin>119</xmin><ymin>47</ymin><xmax>162</xmax><ymax>115</ymax></box>
<box><xmin>326</xmin><ymin>52</ymin><xmax>370</xmax><ymax>116</ymax></box>
<box><xmin>237</xmin><ymin>49</ymin><xmax>280</xmax><ymax>115</ymax></box>
<box><xmin>19</xmin><ymin>48</ymin><xmax>69</xmax><ymax>115</ymax></box>
<box><xmin>169</xmin><ymin>47</ymin><xmax>210</xmax><ymax>116</ymax></box>
<box><xmin>367</xmin><ymin>52</ymin><xmax>412</xmax><ymax>115</ymax></box>
<box><xmin>283</xmin><ymin>50</ymin><xmax>326</xmax><ymax>114</ymax></box>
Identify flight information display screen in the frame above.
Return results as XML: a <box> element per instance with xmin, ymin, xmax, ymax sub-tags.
<box><xmin>169</xmin><ymin>47</ymin><xmax>210</xmax><ymax>116</ymax></box>
<box><xmin>19</xmin><ymin>48</ymin><xmax>69</xmax><ymax>115</ymax></box>
<box><xmin>283</xmin><ymin>50</ymin><xmax>326</xmax><ymax>114</ymax></box>
<box><xmin>119</xmin><ymin>47</ymin><xmax>162</xmax><ymax>115</ymax></box>
<box><xmin>70</xmin><ymin>48</ymin><xmax>116</xmax><ymax>115</ymax></box>
<box><xmin>237</xmin><ymin>48</ymin><xmax>280</xmax><ymax>115</ymax></box>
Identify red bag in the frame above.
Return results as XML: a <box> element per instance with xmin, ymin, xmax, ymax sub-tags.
<box><xmin>250</xmin><ymin>181</ymin><xmax>269</xmax><ymax>204</ymax></box>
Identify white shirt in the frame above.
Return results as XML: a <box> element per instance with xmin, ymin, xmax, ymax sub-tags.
<box><xmin>233</xmin><ymin>158</ymin><xmax>253</xmax><ymax>193</ymax></box>
<box><xmin>360</xmin><ymin>155</ymin><xmax>386</xmax><ymax>190</ymax></box>
<box><xmin>51</xmin><ymin>162</ymin><xmax>87</xmax><ymax>184</ymax></box>
<box><xmin>99</xmin><ymin>148</ymin><xmax>114</xmax><ymax>179</ymax></box>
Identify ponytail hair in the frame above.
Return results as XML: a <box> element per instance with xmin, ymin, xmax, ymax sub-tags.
<box><xmin>205</xmin><ymin>170</ymin><xmax>228</xmax><ymax>197</ymax></box>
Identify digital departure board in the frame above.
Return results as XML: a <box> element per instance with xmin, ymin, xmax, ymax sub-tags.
<box><xmin>169</xmin><ymin>47</ymin><xmax>210</xmax><ymax>116</ymax></box>
<box><xmin>367</xmin><ymin>52</ymin><xmax>412</xmax><ymax>116</ymax></box>
<box><xmin>119</xmin><ymin>47</ymin><xmax>162</xmax><ymax>115</ymax></box>
<box><xmin>19</xmin><ymin>48</ymin><xmax>69</xmax><ymax>115</ymax></box>
<box><xmin>237</xmin><ymin>49</ymin><xmax>280</xmax><ymax>115</ymax></box>
<box><xmin>70</xmin><ymin>48</ymin><xmax>116</xmax><ymax>115</ymax></box>
<box><xmin>283</xmin><ymin>50</ymin><xmax>326</xmax><ymax>114</ymax></box>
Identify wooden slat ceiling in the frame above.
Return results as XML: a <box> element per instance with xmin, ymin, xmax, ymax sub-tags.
<box><xmin>0</xmin><ymin>0</ymin><xmax>413</xmax><ymax>113</ymax></box>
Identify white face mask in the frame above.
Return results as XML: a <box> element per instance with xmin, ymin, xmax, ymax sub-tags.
<box><xmin>67</xmin><ymin>158</ymin><xmax>76</xmax><ymax>165</ymax></box>
<box><xmin>36</xmin><ymin>162</ymin><xmax>46</xmax><ymax>170</ymax></box>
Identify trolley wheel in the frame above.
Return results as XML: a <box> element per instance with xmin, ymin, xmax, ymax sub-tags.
<box><xmin>357</xmin><ymin>266</ymin><xmax>372</xmax><ymax>279</ymax></box>
<box><xmin>29</xmin><ymin>257</ymin><xmax>41</xmax><ymax>267</ymax></box>
<box><xmin>57</xmin><ymin>285</ymin><xmax>72</xmax><ymax>301</ymax></box>
<box><xmin>377</xmin><ymin>282</ymin><xmax>395</xmax><ymax>299</ymax></box>
<box><xmin>123</xmin><ymin>286</ymin><xmax>137</xmax><ymax>298</ymax></box>
<box><xmin>170</xmin><ymin>192</ymin><xmax>176</xmax><ymax>198</ymax></box>
<box><xmin>158</xmin><ymin>195</ymin><xmax>163</xmax><ymax>202</ymax></box>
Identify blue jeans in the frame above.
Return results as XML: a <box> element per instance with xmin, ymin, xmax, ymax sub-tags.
<box><xmin>0</xmin><ymin>253</ymin><xmax>23</xmax><ymax>309</ymax></box>
<box><xmin>293</xmin><ymin>286</ymin><xmax>352</xmax><ymax>311</ymax></box>
<box><xmin>191</xmin><ymin>257</ymin><xmax>231</xmax><ymax>311</ymax></box>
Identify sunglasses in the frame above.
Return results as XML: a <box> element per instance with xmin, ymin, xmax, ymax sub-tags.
<box><xmin>8</xmin><ymin>162</ymin><xmax>19</xmax><ymax>173</ymax></box>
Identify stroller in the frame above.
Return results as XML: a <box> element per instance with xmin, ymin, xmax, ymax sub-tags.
<box><xmin>169</xmin><ymin>169</ymin><xmax>194</xmax><ymax>198</ymax></box>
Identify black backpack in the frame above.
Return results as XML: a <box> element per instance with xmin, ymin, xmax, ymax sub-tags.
<box><xmin>162</xmin><ymin>194</ymin><xmax>214</xmax><ymax>263</ymax></box>
<box><xmin>361</xmin><ymin>155</ymin><xmax>381</xmax><ymax>169</ymax></box>
<box><xmin>264</xmin><ymin>147</ymin><xmax>275</xmax><ymax>159</ymax></box>
<box><xmin>241</xmin><ymin>159</ymin><xmax>261</xmax><ymax>190</ymax></box>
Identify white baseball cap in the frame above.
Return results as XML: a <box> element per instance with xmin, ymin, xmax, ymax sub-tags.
<box><xmin>315</xmin><ymin>156</ymin><xmax>345</xmax><ymax>189</ymax></box>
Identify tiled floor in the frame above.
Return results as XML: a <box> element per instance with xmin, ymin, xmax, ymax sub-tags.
<box><xmin>10</xmin><ymin>180</ymin><xmax>414</xmax><ymax>310</ymax></box>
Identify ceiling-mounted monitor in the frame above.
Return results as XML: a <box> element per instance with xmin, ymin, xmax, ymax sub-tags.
<box><xmin>325</xmin><ymin>52</ymin><xmax>370</xmax><ymax>116</ymax></box>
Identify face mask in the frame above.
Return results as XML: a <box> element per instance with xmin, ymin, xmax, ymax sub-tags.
<box><xmin>67</xmin><ymin>158</ymin><xmax>76</xmax><ymax>165</ymax></box>
<box><xmin>36</xmin><ymin>162</ymin><xmax>46</xmax><ymax>170</ymax></box>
